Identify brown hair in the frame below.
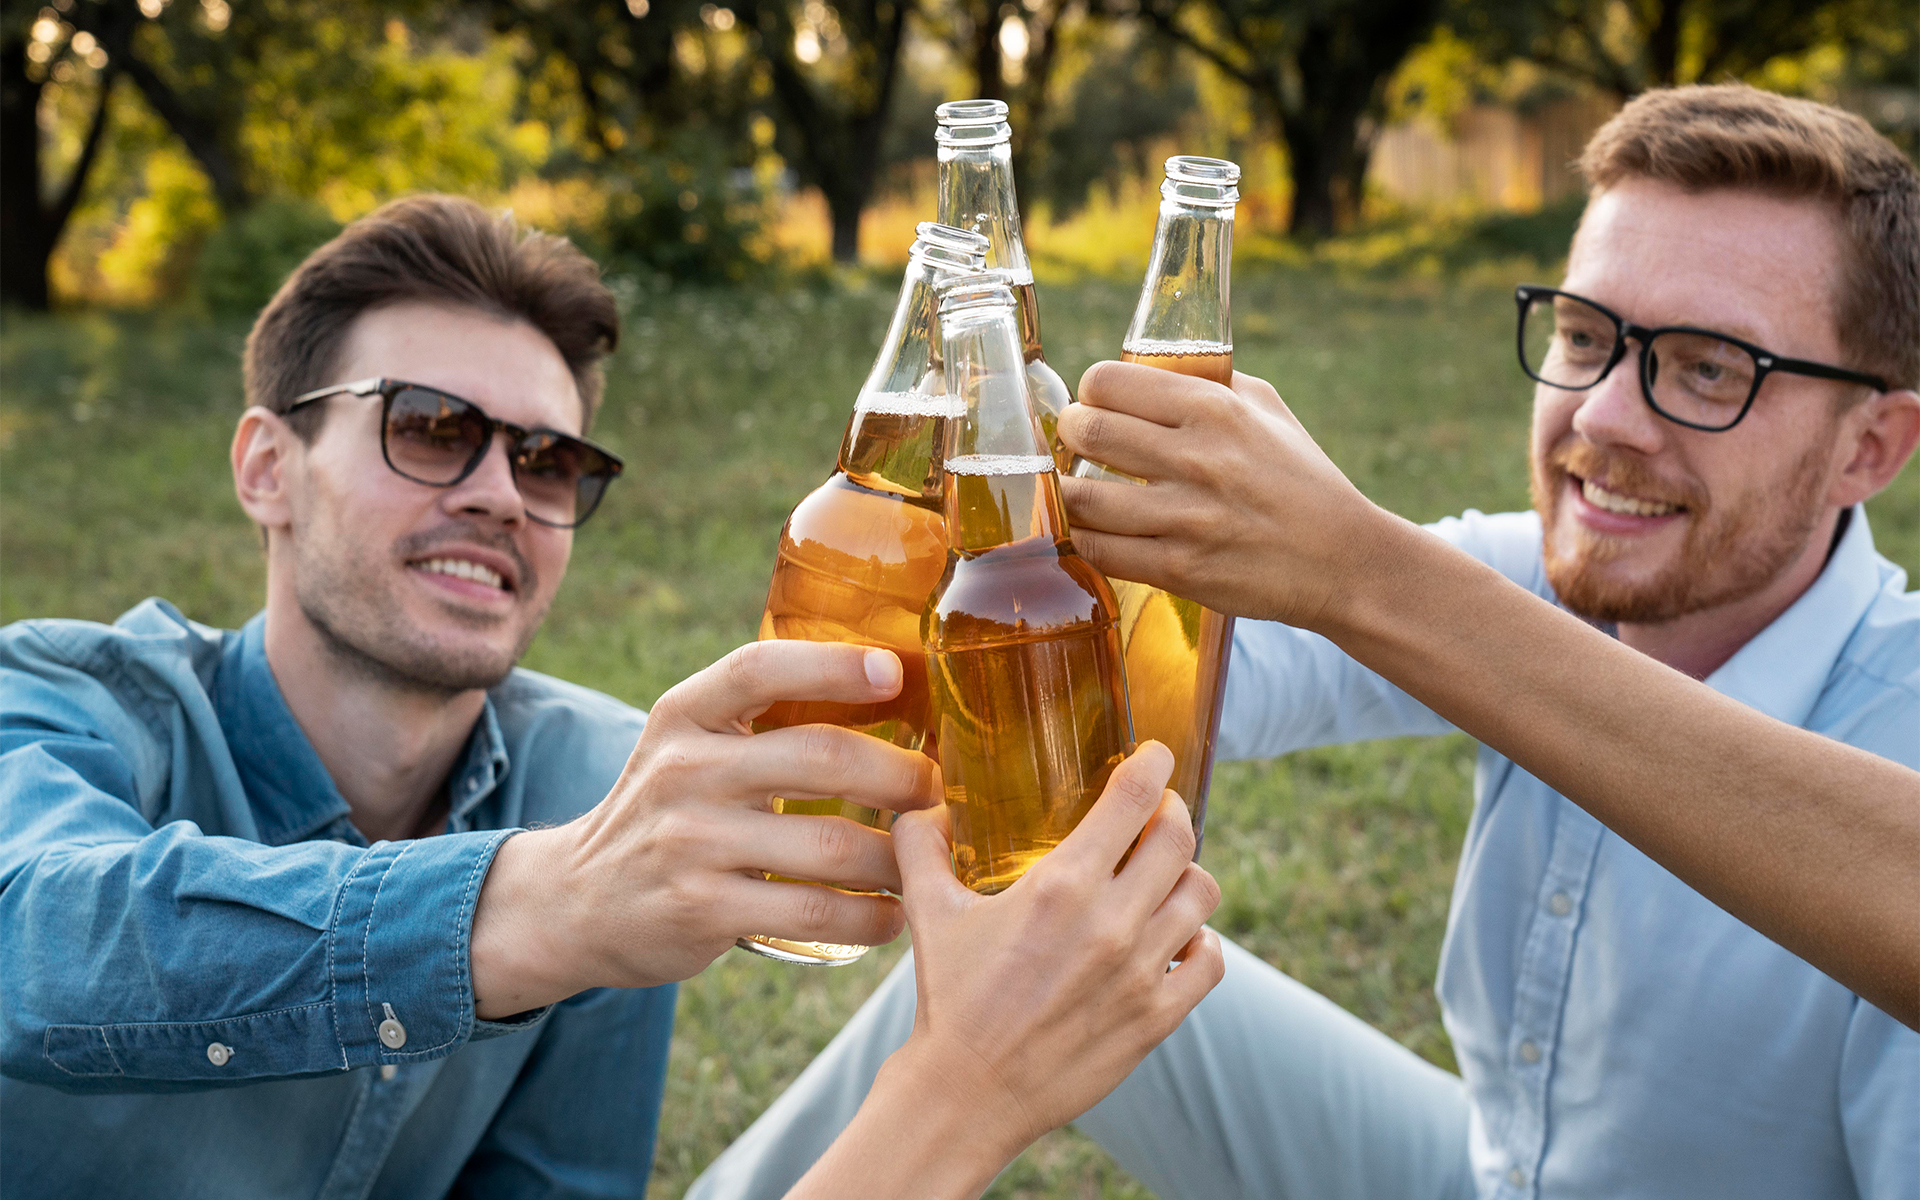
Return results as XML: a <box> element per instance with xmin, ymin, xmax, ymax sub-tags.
<box><xmin>243</xmin><ymin>194</ymin><xmax>620</xmax><ymax>436</ymax></box>
<box><xmin>1579</xmin><ymin>83</ymin><xmax>1920</xmax><ymax>391</ymax></box>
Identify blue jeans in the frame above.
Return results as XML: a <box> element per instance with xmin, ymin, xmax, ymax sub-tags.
<box><xmin>690</xmin><ymin>936</ymin><xmax>1476</xmax><ymax>1199</ymax></box>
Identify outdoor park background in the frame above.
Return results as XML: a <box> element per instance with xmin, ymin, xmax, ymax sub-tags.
<box><xmin>2</xmin><ymin>0</ymin><xmax>1916</xmax><ymax>1193</ymax></box>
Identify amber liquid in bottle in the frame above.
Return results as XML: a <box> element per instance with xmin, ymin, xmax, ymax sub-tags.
<box><xmin>1110</xmin><ymin>342</ymin><xmax>1234</xmax><ymax>824</ymax></box>
<box><xmin>1072</xmin><ymin>157</ymin><xmax>1242</xmax><ymax>851</ymax></box>
<box><xmin>741</xmin><ymin>224</ymin><xmax>987</xmax><ymax>965</ymax></box>
<box><xmin>926</xmin><ymin>277</ymin><xmax>1133</xmax><ymax>895</ymax></box>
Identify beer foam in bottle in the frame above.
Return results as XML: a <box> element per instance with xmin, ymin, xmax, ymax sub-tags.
<box><xmin>924</xmin><ymin>273</ymin><xmax>1133</xmax><ymax>895</ymax></box>
<box><xmin>1072</xmin><ymin>156</ymin><xmax>1241</xmax><ymax>850</ymax></box>
<box><xmin>936</xmin><ymin>100</ymin><xmax>1074</xmax><ymax>472</ymax></box>
<box><xmin>739</xmin><ymin>223</ymin><xmax>989</xmax><ymax>966</ymax></box>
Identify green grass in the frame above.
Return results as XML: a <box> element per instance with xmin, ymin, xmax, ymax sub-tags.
<box><xmin>3</xmin><ymin>267</ymin><xmax>1915</xmax><ymax>1198</ymax></box>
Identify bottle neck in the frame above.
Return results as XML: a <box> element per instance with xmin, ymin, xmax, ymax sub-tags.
<box><xmin>1124</xmin><ymin>199</ymin><xmax>1234</xmax><ymax>354</ymax></box>
<box><xmin>937</xmin><ymin>142</ymin><xmax>1032</xmax><ymax>284</ymax></box>
<box><xmin>940</xmin><ymin>303</ymin><xmax>1066</xmax><ymax>553</ymax></box>
<box><xmin>840</xmin><ymin>255</ymin><xmax>962</xmax><ymax>503</ymax></box>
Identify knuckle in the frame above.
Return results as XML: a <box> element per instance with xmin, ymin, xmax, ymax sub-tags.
<box><xmin>796</xmin><ymin>883</ymin><xmax>839</xmax><ymax>935</ymax></box>
<box><xmin>799</xmin><ymin>723</ymin><xmax>853</xmax><ymax>780</ymax></box>
<box><xmin>1160</xmin><ymin>805</ymin><xmax>1198</xmax><ymax>860</ymax></box>
<box><xmin>809</xmin><ymin>816</ymin><xmax>861</xmax><ymax>870</ymax></box>
<box><xmin>719</xmin><ymin>643</ymin><xmax>762</xmax><ymax>698</ymax></box>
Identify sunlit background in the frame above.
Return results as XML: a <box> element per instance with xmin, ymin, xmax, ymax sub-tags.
<box><xmin>3</xmin><ymin>2</ymin><xmax>1915</xmax><ymax>1196</ymax></box>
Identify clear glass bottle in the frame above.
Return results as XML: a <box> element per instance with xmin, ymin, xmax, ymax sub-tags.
<box><xmin>924</xmin><ymin>273</ymin><xmax>1133</xmax><ymax>895</ymax></box>
<box><xmin>935</xmin><ymin>99</ymin><xmax>1074</xmax><ymax>473</ymax></box>
<box><xmin>739</xmin><ymin>222</ymin><xmax>990</xmax><ymax>965</ymax></box>
<box><xmin>1071</xmin><ymin>156</ymin><xmax>1239</xmax><ymax>851</ymax></box>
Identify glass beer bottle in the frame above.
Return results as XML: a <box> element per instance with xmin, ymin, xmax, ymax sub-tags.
<box><xmin>925</xmin><ymin>273</ymin><xmax>1133</xmax><ymax>895</ymax></box>
<box><xmin>935</xmin><ymin>99</ymin><xmax>1075</xmax><ymax>472</ymax></box>
<box><xmin>739</xmin><ymin>222</ymin><xmax>990</xmax><ymax>965</ymax></box>
<box><xmin>1071</xmin><ymin>156</ymin><xmax>1240</xmax><ymax>851</ymax></box>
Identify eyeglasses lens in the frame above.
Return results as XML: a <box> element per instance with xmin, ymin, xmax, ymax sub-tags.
<box><xmin>385</xmin><ymin>387</ymin><xmax>489</xmax><ymax>484</ymax></box>
<box><xmin>513</xmin><ymin>432</ymin><xmax>606</xmax><ymax>526</ymax></box>
<box><xmin>1645</xmin><ymin>331</ymin><xmax>1756</xmax><ymax>430</ymax></box>
<box><xmin>1522</xmin><ymin>293</ymin><xmax>1617</xmax><ymax>389</ymax></box>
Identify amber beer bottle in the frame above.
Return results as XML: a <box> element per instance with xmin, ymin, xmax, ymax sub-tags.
<box><xmin>738</xmin><ymin>223</ymin><xmax>991</xmax><ymax>966</ymax></box>
<box><xmin>925</xmin><ymin>274</ymin><xmax>1134</xmax><ymax>895</ymax></box>
<box><xmin>1071</xmin><ymin>156</ymin><xmax>1240</xmax><ymax>850</ymax></box>
<box><xmin>935</xmin><ymin>100</ymin><xmax>1074</xmax><ymax>472</ymax></box>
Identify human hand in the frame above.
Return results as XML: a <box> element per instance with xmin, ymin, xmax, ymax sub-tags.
<box><xmin>1057</xmin><ymin>360</ymin><xmax>1396</xmax><ymax>631</ymax></box>
<box><xmin>470</xmin><ymin>641</ymin><xmax>941</xmax><ymax>1017</ymax></box>
<box><xmin>868</xmin><ymin>742</ymin><xmax>1224</xmax><ymax>1181</ymax></box>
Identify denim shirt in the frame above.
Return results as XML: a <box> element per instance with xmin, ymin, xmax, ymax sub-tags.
<box><xmin>1220</xmin><ymin>506</ymin><xmax>1919</xmax><ymax>1199</ymax></box>
<box><xmin>0</xmin><ymin>601</ymin><xmax>676</xmax><ymax>1198</ymax></box>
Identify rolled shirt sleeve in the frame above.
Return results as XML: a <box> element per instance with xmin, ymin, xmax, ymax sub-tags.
<box><xmin>2</xmin><ymin>691</ymin><xmax>538</xmax><ymax>1093</ymax></box>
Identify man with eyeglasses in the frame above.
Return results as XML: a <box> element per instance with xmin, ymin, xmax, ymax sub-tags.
<box><xmin>0</xmin><ymin>195</ymin><xmax>1226</xmax><ymax>1196</ymax></box>
<box><xmin>691</xmin><ymin>85</ymin><xmax>1919</xmax><ymax>1199</ymax></box>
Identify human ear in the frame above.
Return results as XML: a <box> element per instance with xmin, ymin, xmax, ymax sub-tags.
<box><xmin>1829</xmin><ymin>388</ymin><xmax>1920</xmax><ymax>508</ymax></box>
<box><xmin>232</xmin><ymin>407</ymin><xmax>298</xmax><ymax>535</ymax></box>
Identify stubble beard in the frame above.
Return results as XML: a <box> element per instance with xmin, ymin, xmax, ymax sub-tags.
<box><xmin>294</xmin><ymin>519</ymin><xmax>547</xmax><ymax>697</ymax></box>
<box><xmin>1530</xmin><ymin>434</ymin><xmax>1832</xmax><ymax>625</ymax></box>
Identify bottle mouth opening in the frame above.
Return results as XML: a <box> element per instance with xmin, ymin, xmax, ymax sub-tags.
<box><xmin>1162</xmin><ymin>156</ymin><xmax>1241</xmax><ymax>207</ymax></box>
<box><xmin>911</xmin><ymin>222</ymin><xmax>991</xmax><ymax>271</ymax></box>
<box><xmin>935</xmin><ymin>98</ymin><xmax>1012</xmax><ymax>147</ymax></box>
<box><xmin>936</xmin><ymin>271</ymin><xmax>1018</xmax><ymax>321</ymax></box>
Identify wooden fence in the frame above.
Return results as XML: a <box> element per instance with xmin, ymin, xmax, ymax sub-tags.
<box><xmin>1369</xmin><ymin>95</ymin><xmax>1621</xmax><ymax>212</ymax></box>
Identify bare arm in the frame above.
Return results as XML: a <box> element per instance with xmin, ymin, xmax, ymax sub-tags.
<box><xmin>790</xmin><ymin>744</ymin><xmax>1226</xmax><ymax>1198</ymax></box>
<box><xmin>1058</xmin><ymin>361</ymin><xmax>1920</xmax><ymax>1028</ymax></box>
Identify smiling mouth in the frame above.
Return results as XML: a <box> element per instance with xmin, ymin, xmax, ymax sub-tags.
<box><xmin>411</xmin><ymin>556</ymin><xmax>510</xmax><ymax>592</ymax></box>
<box><xmin>1574</xmin><ymin>476</ymin><xmax>1684</xmax><ymax>518</ymax></box>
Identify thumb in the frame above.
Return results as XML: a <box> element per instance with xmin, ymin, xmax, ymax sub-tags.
<box><xmin>894</xmin><ymin>805</ymin><xmax>970</xmax><ymax>925</ymax></box>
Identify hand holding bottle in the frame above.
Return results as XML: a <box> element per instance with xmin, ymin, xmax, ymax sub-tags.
<box><xmin>1057</xmin><ymin>360</ymin><xmax>1384</xmax><ymax>635</ymax></box>
<box><xmin>785</xmin><ymin>742</ymin><xmax>1225</xmax><ymax>1200</ymax></box>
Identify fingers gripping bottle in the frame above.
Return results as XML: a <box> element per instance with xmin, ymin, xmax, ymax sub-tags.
<box><xmin>935</xmin><ymin>100</ymin><xmax>1075</xmax><ymax>473</ymax></box>
<box><xmin>739</xmin><ymin>223</ymin><xmax>991</xmax><ymax>965</ymax></box>
<box><xmin>1071</xmin><ymin>156</ymin><xmax>1240</xmax><ymax>852</ymax></box>
<box><xmin>924</xmin><ymin>273</ymin><xmax>1134</xmax><ymax>895</ymax></box>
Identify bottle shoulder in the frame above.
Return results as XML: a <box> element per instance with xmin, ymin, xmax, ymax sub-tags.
<box><xmin>926</xmin><ymin>536</ymin><xmax>1117</xmax><ymax>644</ymax></box>
<box><xmin>781</xmin><ymin>473</ymin><xmax>947</xmax><ymax>561</ymax></box>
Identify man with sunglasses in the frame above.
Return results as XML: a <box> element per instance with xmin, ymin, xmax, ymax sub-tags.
<box><xmin>2</xmin><ymin>192</ymin><xmax>1211</xmax><ymax>1198</ymax></box>
<box><xmin>691</xmin><ymin>85</ymin><xmax>1919</xmax><ymax>1199</ymax></box>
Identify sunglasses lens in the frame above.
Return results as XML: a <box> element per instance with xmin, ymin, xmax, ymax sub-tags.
<box><xmin>385</xmin><ymin>387</ymin><xmax>489</xmax><ymax>483</ymax></box>
<box><xmin>515</xmin><ymin>432</ymin><xmax>618</xmax><ymax>526</ymax></box>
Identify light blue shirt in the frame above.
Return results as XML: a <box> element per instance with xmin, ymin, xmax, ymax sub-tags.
<box><xmin>0</xmin><ymin>601</ymin><xmax>676</xmax><ymax>1197</ymax></box>
<box><xmin>1218</xmin><ymin>506</ymin><xmax>1919</xmax><ymax>1199</ymax></box>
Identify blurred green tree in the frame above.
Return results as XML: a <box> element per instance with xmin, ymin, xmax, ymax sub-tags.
<box><xmin>1129</xmin><ymin>0</ymin><xmax>1444</xmax><ymax>237</ymax></box>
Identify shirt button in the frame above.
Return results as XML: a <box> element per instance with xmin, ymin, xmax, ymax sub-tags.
<box><xmin>378</xmin><ymin>1002</ymin><xmax>408</xmax><ymax>1050</ymax></box>
<box><xmin>1547</xmin><ymin>891</ymin><xmax>1572</xmax><ymax>917</ymax></box>
<box><xmin>1518</xmin><ymin>1039</ymin><xmax>1541</xmax><ymax>1064</ymax></box>
<box><xmin>1507</xmin><ymin>1166</ymin><xmax>1527</xmax><ymax>1187</ymax></box>
<box><xmin>206</xmin><ymin>1042</ymin><xmax>233</xmax><ymax>1067</ymax></box>
<box><xmin>379</xmin><ymin>1064</ymin><xmax>398</xmax><ymax>1081</ymax></box>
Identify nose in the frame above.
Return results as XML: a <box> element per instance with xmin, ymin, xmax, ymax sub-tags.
<box><xmin>441</xmin><ymin>435</ymin><xmax>526</xmax><ymax>526</ymax></box>
<box><xmin>1570</xmin><ymin>343</ymin><xmax>1669</xmax><ymax>455</ymax></box>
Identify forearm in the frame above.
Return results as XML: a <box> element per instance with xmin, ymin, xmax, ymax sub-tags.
<box><xmin>785</xmin><ymin>1042</ymin><xmax>1028</xmax><ymax>1200</ymax></box>
<box><xmin>1322</xmin><ymin>514</ymin><xmax>1920</xmax><ymax>1026</ymax></box>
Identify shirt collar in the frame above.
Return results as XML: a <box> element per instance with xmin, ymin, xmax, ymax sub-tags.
<box><xmin>1704</xmin><ymin>505</ymin><xmax>1883</xmax><ymax>727</ymax></box>
<box><xmin>214</xmin><ymin>613</ymin><xmax>511</xmax><ymax>844</ymax></box>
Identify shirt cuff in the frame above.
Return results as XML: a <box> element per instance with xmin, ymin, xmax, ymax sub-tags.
<box><xmin>329</xmin><ymin>828</ymin><xmax>524</xmax><ymax>1067</ymax></box>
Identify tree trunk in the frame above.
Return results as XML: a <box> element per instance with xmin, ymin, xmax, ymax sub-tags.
<box><xmin>827</xmin><ymin>189</ymin><xmax>863</xmax><ymax>262</ymax></box>
<box><xmin>1</xmin><ymin>36</ymin><xmax>117</xmax><ymax>310</ymax></box>
<box><xmin>0</xmin><ymin>32</ymin><xmax>52</xmax><ymax>309</ymax></box>
<box><xmin>969</xmin><ymin>0</ymin><xmax>1005</xmax><ymax>101</ymax></box>
<box><xmin>1643</xmin><ymin>0</ymin><xmax>1682</xmax><ymax>88</ymax></box>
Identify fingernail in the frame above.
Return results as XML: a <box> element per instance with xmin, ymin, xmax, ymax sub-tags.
<box><xmin>865</xmin><ymin>648</ymin><xmax>902</xmax><ymax>691</ymax></box>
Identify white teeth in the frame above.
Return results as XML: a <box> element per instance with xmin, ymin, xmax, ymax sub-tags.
<box><xmin>1581</xmin><ymin>478</ymin><xmax>1679</xmax><ymax>517</ymax></box>
<box><xmin>414</xmin><ymin>557</ymin><xmax>506</xmax><ymax>590</ymax></box>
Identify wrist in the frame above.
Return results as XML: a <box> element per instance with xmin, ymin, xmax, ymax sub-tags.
<box><xmin>870</xmin><ymin>1036</ymin><xmax>1033</xmax><ymax>1187</ymax></box>
<box><xmin>470</xmin><ymin>827</ymin><xmax>590</xmax><ymax>1019</ymax></box>
<box><xmin>1298</xmin><ymin>496</ymin><xmax>1414</xmax><ymax>639</ymax></box>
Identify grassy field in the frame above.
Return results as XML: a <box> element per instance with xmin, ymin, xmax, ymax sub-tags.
<box><xmin>3</xmin><ymin>263</ymin><xmax>1915</xmax><ymax>1197</ymax></box>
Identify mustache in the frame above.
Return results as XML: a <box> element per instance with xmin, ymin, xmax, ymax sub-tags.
<box><xmin>1546</xmin><ymin>438</ymin><xmax>1708</xmax><ymax>513</ymax></box>
<box><xmin>393</xmin><ymin>521</ymin><xmax>538</xmax><ymax>594</ymax></box>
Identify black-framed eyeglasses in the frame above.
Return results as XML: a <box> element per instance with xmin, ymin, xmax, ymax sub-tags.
<box><xmin>1514</xmin><ymin>285</ymin><xmax>1887</xmax><ymax>432</ymax></box>
<box><xmin>286</xmin><ymin>377</ymin><xmax>624</xmax><ymax>529</ymax></box>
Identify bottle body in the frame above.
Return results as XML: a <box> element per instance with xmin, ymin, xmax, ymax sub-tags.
<box><xmin>1071</xmin><ymin>158</ymin><xmax>1241</xmax><ymax>848</ymax></box>
<box><xmin>741</xmin><ymin>224</ymin><xmax>986</xmax><ymax>966</ymax></box>
<box><xmin>926</xmin><ymin>464</ymin><xmax>1132</xmax><ymax>894</ymax></box>
<box><xmin>926</xmin><ymin>275</ymin><xmax>1133</xmax><ymax>895</ymax></box>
